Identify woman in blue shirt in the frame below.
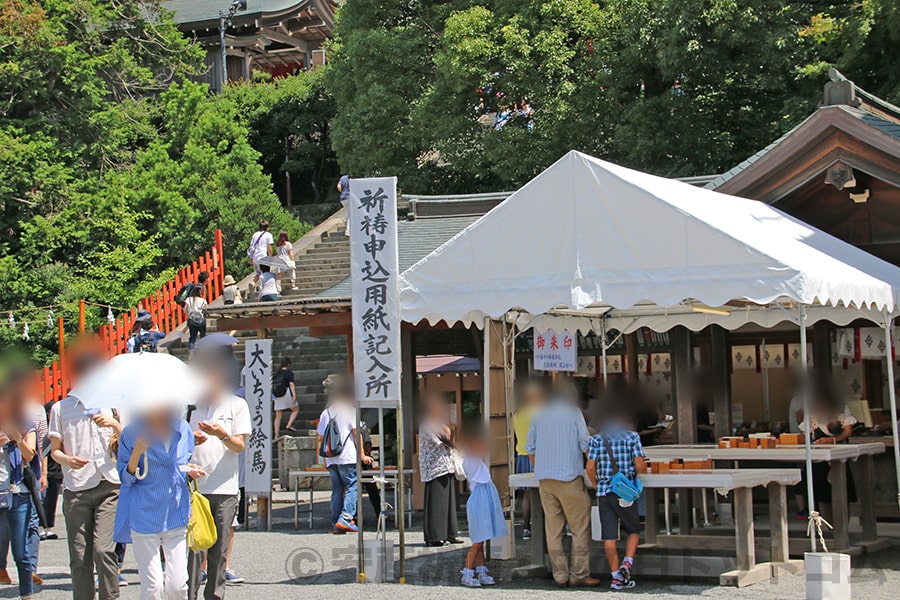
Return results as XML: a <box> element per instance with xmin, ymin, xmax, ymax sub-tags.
<box><xmin>0</xmin><ymin>387</ymin><xmax>40</xmax><ymax>600</ymax></box>
<box><xmin>115</xmin><ymin>407</ymin><xmax>202</xmax><ymax>600</ymax></box>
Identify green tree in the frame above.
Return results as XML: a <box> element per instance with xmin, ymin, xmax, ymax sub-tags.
<box><xmin>327</xmin><ymin>0</ymin><xmax>899</xmax><ymax>188</ymax></box>
<box><xmin>225</xmin><ymin>70</ymin><xmax>339</xmax><ymax>204</ymax></box>
<box><xmin>112</xmin><ymin>81</ymin><xmax>307</xmax><ymax>277</ymax></box>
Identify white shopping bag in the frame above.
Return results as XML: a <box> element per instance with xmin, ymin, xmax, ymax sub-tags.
<box><xmin>591</xmin><ymin>504</ymin><xmax>603</xmax><ymax>541</ymax></box>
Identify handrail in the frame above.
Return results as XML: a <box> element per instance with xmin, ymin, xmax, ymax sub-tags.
<box><xmin>40</xmin><ymin>229</ymin><xmax>225</xmax><ymax>402</ymax></box>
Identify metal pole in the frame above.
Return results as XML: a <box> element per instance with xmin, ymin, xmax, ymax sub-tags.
<box><xmin>378</xmin><ymin>406</ymin><xmax>386</xmax><ymax>580</ymax></box>
<box><xmin>761</xmin><ymin>339</ymin><xmax>771</xmax><ymax>422</ymax></box>
<box><xmin>882</xmin><ymin>313</ymin><xmax>900</xmax><ymax>513</ymax></box>
<box><xmin>356</xmin><ymin>396</ymin><xmax>365</xmax><ymax>582</ymax></box>
<box><xmin>219</xmin><ymin>12</ymin><xmax>228</xmax><ymax>91</ymax></box>
<box><xmin>601</xmin><ymin>340</ymin><xmax>609</xmax><ymax>385</ymax></box>
<box><xmin>396</xmin><ymin>403</ymin><xmax>406</xmax><ymax>583</ymax></box>
<box><xmin>799</xmin><ymin>306</ymin><xmax>817</xmax><ymax>551</ymax></box>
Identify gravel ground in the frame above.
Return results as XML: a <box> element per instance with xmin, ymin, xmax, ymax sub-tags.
<box><xmin>12</xmin><ymin>494</ymin><xmax>900</xmax><ymax>599</ymax></box>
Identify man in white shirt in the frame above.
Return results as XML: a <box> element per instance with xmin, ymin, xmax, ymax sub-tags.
<box><xmin>188</xmin><ymin>359</ymin><xmax>251</xmax><ymax>600</ymax></box>
<box><xmin>316</xmin><ymin>388</ymin><xmax>371</xmax><ymax>534</ymax></box>
<box><xmin>48</xmin><ymin>352</ymin><xmax>124</xmax><ymax>600</ymax></box>
<box><xmin>248</xmin><ymin>220</ymin><xmax>274</xmax><ymax>284</ymax></box>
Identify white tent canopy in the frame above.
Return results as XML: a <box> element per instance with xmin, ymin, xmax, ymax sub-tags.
<box><xmin>399</xmin><ymin>150</ymin><xmax>900</xmax><ymax>329</ymax></box>
<box><xmin>397</xmin><ymin>150</ymin><xmax>900</xmax><ymax>534</ymax></box>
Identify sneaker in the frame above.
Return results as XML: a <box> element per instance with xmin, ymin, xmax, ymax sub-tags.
<box><xmin>331</xmin><ymin>527</ymin><xmax>347</xmax><ymax>535</ymax></box>
<box><xmin>118</xmin><ymin>573</ymin><xmax>128</xmax><ymax>587</ymax></box>
<box><xmin>475</xmin><ymin>566</ymin><xmax>495</xmax><ymax>586</ymax></box>
<box><xmin>335</xmin><ymin>516</ymin><xmax>358</xmax><ymax>533</ymax></box>
<box><xmin>44</xmin><ymin>530</ymin><xmax>58</xmax><ymax>540</ymax></box>
<box><xmin>291</xmin><ymin>286</ymin><xmax>299</xmax><ymax>291</ymax></box>
<box><xmin>618</xmin><ymin>561</ymin><xmax>632</xmax><ymax>582</ymax></box>
<box><xmin>0</xmin><ymin>569</ymin><xmax>11</xmax><ymax>584</ymax></box>
<box><xmin>200</xmin><ymin>570</ymin><xmax>207</xmax><ymax>583</ymax></box>
<box><xmin>460</xmin><ymin>569</ymin><xmax>481</xmax><ymax>588</ymax></box>
<box><xmin>611</xmin><ymin>578</ymin><xmax>636</xmax><ymax>591</ymax></box>
<box><xmin>225</xmin><ymin>569</ymin><xmax>245</xmax><ymax>585</ymax></box>
<box><xmin>796</xmin><ymin>509</ymin><xmax>810</xmax><ymax>521</ymax></box>
<box><xmin>522</xmin><ymin>528</ymin><xmax>532</xmax><ymax>540</ymax></box>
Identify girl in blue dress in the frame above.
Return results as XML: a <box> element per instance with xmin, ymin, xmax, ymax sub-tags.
<box><xmin>459</xmin><ymin>424</ymin><xmax>505</xmax><ymax>587</ymax></box>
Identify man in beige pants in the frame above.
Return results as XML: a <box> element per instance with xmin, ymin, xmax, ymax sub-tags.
<box><xmin>526</xmin><ymin>383</ymin><xmax>598</xmax><ymax>588</ymax></box>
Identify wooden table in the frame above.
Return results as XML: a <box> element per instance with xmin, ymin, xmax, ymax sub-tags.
<box><xmin>289</xmin><ymin>468</ymin><xmax>416</xmax><ymax>529</ymax></box>
<box><xmin>644</xmin><ymin>443</ymin><xmax>885</xmax><ymax>551</ymax></box>
<box><xmin>509</xmin><ymin>469</ymin><xmax>800</xmax><ymax>587</ymax></box>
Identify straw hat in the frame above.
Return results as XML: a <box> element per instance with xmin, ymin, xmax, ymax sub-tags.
<box><xmin>223</xmin><ymin>275</ymin><xmax>236</xmax><ymax>286</ymax></box>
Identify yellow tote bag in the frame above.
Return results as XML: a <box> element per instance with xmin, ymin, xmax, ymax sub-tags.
<box><xmin>187</xmin><ymin>479</ymin><xmax>217</xmax><ymax>552</ymax></box>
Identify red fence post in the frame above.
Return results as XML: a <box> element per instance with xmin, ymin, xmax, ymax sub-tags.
<box><xmin>215</xmin><ymin>229</ymin><xmax>224</xmax><ymax>297</ymax></box>
<box><xmin>42</xmin><ymin>366</ymin><xmax>50</xmax><ymax>404</ymax></box>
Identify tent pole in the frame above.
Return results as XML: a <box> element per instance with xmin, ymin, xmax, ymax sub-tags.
<box><xmin>762</xmin><ymin>339</ymin><xmax>771</xmax><ymax>422</ymax></box>
<box><xmin>799</xmin><ymin>305</ymin><xmax>817</xmax><ymax>551</ymax></box>
<box><xmin>601</xmin><ymin>320</ymin><xmax>609</xmax><ymax>386</ymax></box>
<box><xmin>882</xmin><ymin>313</ymin><xmax>900</xmax><ymax>514</ymax></box>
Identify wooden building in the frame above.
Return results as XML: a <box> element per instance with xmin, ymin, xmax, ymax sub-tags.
<box><xmin>166</xmin><ymin>0</ymin><xmax>336</xmax><ymax>90</ymax></box>
<box><xmin>707</xmin><ymin>70</ymin><xmax>900</xmax><ymax>421</ymax></box>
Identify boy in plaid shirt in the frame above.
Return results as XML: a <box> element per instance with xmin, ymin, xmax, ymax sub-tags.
<box><xmin>586</xmin><ymin>404</ymin><xmax>647</xmax><ymax>590</ymax></box>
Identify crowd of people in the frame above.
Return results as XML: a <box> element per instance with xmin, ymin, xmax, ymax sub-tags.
<box><xmin>0</xmin><ymin>342</ymin><xmax>250</xmax><ymax>600</ymax></box>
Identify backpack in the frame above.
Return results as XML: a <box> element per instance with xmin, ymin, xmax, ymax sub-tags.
<box><xmin>133</xmin><ymin>331</ymin><xmax>158</xmax><ymax>353</ymax></box>
<box><xmin>272</xmin><ymin>370</ymin><xmax>291</xmax><ymax>398</ymax></box>
<box><xmin>318</xmin><ymin>409</ymin><xmax>353</xmax><ymax>458</ymax></box>
<box><xmin>175</xmin><ymin>282</ymin><xmax>197</xmax><ymax>306</ymax></box>
<box><xmin>186</xmin><ymin>298</ymin><xmax>206</xmax><ymax>327</ymax></box>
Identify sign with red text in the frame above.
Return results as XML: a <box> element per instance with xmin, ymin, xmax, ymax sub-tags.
<box><xmin>533</xmin><ymin>329</ymin><xmax>576</xmax><ymax>372</ymax></box>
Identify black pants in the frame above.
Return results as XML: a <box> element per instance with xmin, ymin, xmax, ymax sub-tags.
<box><xmin>188</xmin><ymin>322</ymin><xmax>207</xmax><ymax>348</ymax></box>
<box><xmin>42</xmin><ymin>478</ymin><xmax>62</xmax><ymax>529</ymax></box>
<box><xmin>365</xmin><ymin>482</ymin><xmax>381</xmax><ymax>517</ymax></box>
<box><xmin>236</xmin><ymin>487</ymin><xmax>246</xmax><ymax>526</ymax></box>
<box><xmin>423</xmin><ymin>474</ymin><xmax>457</xmax><ymax>544</ymax></box>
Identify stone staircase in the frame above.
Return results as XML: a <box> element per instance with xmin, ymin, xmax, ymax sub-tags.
<box><xmin>164</xmin><ymin>217</ymin><xmax>351</xmax><ymax>489</ymax></box>
<box><xmin>280</xmin><ymin>230</ymin><xmax>349</xmax><ymax>298</ymax></box>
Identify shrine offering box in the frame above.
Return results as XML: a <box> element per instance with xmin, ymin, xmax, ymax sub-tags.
<box><xmin>683</xmin><ymin>460</ymin><xmax>707</xmax><ymax>470</ymax></box>
<box><xmin>779</xmin><ymin>433</ymin><xmax>803</xmax><ymax>445</ymax></box>
<box><xmin>759</xmin><ymin>437</ymin><xmax>777</xmax><ymax>449</ymax></box>
<box><xmin>718</xmin><ymin>436</ymin><xmax>743</xmax><ymax>448</ymax></box>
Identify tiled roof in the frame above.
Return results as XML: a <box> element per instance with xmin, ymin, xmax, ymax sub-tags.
<box><xmin>164</xmin><ymin>1</ymin><xmax>334</xmax><ymax>26</ymax></box>
<box><xmin>704</xmin><ymin>113</ymin><xmax>815</xmax><ymax>190</ymax></box>
<box><xmin>706</xmin><ymin>103</ymin><xmax>900</xmax><ymax>191</ymax></box>
<box><xmin>318</xmin><ymin>215</ymin><xmax>481</xmax><ymax>298</ymax></box>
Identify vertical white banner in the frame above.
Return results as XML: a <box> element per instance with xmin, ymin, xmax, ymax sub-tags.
<box><xmin>244</xmin><ymin>339</ymin><xmax>273</xmax><ymax>494</ymax></box>
<box><xmin>349</xmin><ymin>177</ymin><xmax>401</xmax><ymax>408</ymax></box>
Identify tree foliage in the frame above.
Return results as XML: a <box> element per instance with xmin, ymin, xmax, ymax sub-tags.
<box><xmin>327</xmin><ymin>0</ymin><xmax>900</xmax><ymax>191</ymax></box>
<box><xmin>225</xmin><ymin>70</ymin><xmax>339</xmax><ymax>204</ymax></box>
<box><xmin>0</xmin><ymin>1</ymin><xmax>305</xmax><ymax>362</ymax></box>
